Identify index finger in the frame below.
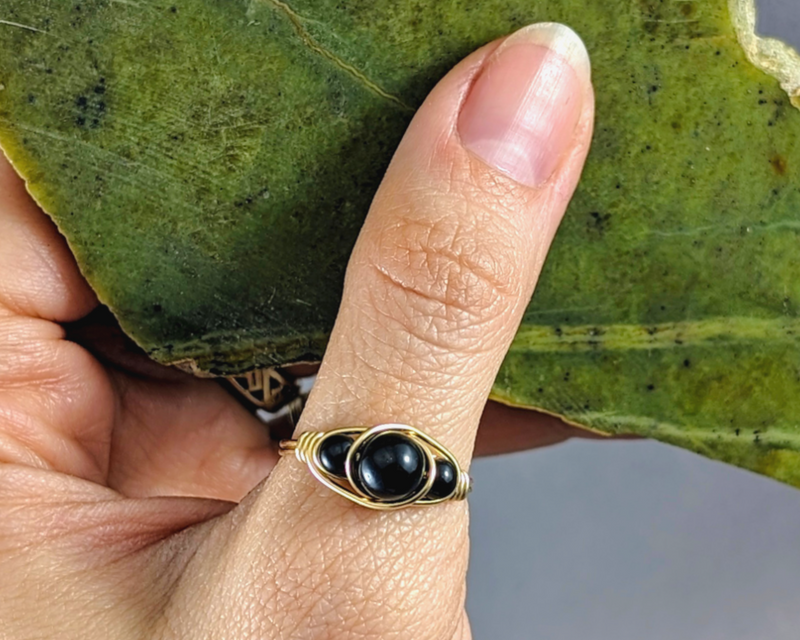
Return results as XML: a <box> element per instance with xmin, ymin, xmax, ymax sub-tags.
<box><xmin>172</xmin><ymin>22</ymin><xmax>594</xmax><ymax>640</ymax></box>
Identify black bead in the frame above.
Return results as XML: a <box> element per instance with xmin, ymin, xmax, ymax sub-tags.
<box><xmin>429</xmin><ymin>459</ymin><xmax>458</xmax><ymax>499</ymax></box>
<box><xmin>355</xmin><ymin>433</ymin><xmax>427</xmax><ymax>501</ymax></box>
<box><xmin>319</xmin><ymin>434</ymin><xmax>353</xmax><ymax>477</ymax></box>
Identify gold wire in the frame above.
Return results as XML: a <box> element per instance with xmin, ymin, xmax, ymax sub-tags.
<box><xmin>279</xmin><ymin>424</ymin><xmax>471</xmax><ymax>510</ymax></box>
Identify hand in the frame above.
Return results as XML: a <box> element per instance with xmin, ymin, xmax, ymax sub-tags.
<box><xmin>0</xmin><ymin>21</ymin><xmax>594</xmax><ymax>639</ymax></box>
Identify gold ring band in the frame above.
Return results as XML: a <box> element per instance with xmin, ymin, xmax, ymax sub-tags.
<box><xmin>279</xmin><ymin>424</ymin><xmax>471</xmax><ymax>510</ymax></box>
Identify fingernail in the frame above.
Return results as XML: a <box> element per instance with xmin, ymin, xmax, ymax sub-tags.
<box><xmin>458</xmin><ymin>23</ymin><xmax>591</xmax><ymax>188</ymax></box>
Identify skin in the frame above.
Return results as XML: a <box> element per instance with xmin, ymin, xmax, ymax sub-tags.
<box><xmin>0</xmin><ymin>31</ymin><xmax>595</xmax><ymax>640</ymax></box>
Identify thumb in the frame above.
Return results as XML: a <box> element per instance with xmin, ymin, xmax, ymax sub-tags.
<box><xmin>174</xmin><ymin>22</ymin><xmax>594</xmax><ymax>640</ymax></box>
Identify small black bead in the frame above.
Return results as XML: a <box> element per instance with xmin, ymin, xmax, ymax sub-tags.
<box><xmin>429</xmin><ymin>459</ymin><xmax>458</xmax><ymax>499</ymax></box>
<box><xmin>319</xmin><ymin>434</ymin><xmax>353</xmax><ymax>477</ymax></box>
<box><xmin>355</xmin><ymin>433</ymin><xmax>427</xmax><ymax>501</ymax></box>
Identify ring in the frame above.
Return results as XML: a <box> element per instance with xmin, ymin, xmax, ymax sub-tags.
<box><xmin>279</xmin><ymin>424</ymin><xmax>472</xmax><ymax>510</ymax></box>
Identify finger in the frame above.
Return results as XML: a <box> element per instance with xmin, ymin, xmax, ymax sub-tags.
<box><xmin>0</xmin><ymin>153</ymin><xmax>110</xmax><ymax>481</ymax></box>
<box><xmin>66</xmin><ymin>308</ymin><xmax>278</xmax><ymax>502</ymax></box>
<box><xmin>475</xmin><ymin>402</ymin><xmax>639</xmax><ymax>456</ymax></box>
<box><xmin>0</xmin><ymin>153</ymin><xmax>97</xmax><ymax>321</ymax></box>
<box><xmin>181</xmin><ymin>23</ymin><xmax>595</xmax><ymax>639</ymax></box>
<box><xmin>106</xmin><ymin>369</ymin><xmax>277</xmax><ymax>502</ymax></box>
<box><xmin>474</xmin><ymin>401</ymin><xmax>604</xmax><ymax>456</ymax></box>
<box><xmin>62</xmin><ymin>309</ymin><xmax>279</xmax><ymax>502</ymax></box>
<box><xmin>0</xmin><ymin>155</ymin><xmax>276</xmax><ymax>501</ymax></box>
<box><xmin>0</xmin><ymin>300</ymin><xmax>276</xmax><ymax>502</ymax></box>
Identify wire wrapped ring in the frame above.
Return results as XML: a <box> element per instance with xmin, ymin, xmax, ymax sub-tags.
<box><xmin>279</xmin><ymin>424</ymin><xmax>472</xmax><ymax>510</ymax></box>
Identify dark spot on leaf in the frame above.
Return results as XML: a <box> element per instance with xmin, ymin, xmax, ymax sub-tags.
<box><xmin>683</xmin><ymin>359</ymin><xmax>691</xmax><ymax>368</ymax></box>
<box><xmin>647</xmin><ymin>384</ymin><xmax>655</xmax><ymax>391</ymax></box>
<box><xmin>770</xmin><ymin>154</ymin><xmax>787</xmax><ymax>176</ymax></box>
<box><xmin>589</xmin><ymin>211</ymin><xmax>611</xmax><ymax>234</ymax></box>
<box><xmin>74</xmin><ymin>89</ymin><xmax>106</xmax><ymax>128</ymax></box>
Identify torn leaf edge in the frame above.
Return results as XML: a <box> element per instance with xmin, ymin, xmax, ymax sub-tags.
<box><xmin>731</xmin><ymin>0</ymin><xmax>800</xmax><ymax>108</ymax></box>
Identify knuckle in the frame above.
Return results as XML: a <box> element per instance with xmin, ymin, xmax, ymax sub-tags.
<box><xmin>364</xmin><ymin>193</ymin><xmax>527</xmax><ymax>350</ymax></box>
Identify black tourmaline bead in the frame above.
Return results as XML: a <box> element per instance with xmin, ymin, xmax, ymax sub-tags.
<box><xmin>429</xmin><ymin>459</ymin><xmax>458</xmax><ymax>499</ymax></box>
<box><xmin>319</xmin><ymin>434</ymin><xmax>353</xmax><ymax>477</ymax></box>
<box><xmin>355</xmin><ymin>433</ymin><xmax>427</xmax><ymax>501</ymax></box>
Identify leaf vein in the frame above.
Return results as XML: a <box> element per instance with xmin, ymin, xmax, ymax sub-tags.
<box><xmin>510</xmin><ymin>316</ymin><xmax>800</xmax><ymax>353</ymax></box>
<box><xmin>0</xmin><ymin>19</ymin><xmax>47</xmax><ymax>34</ymax></box>
<box><xmin>260</xmin><ymin>0</ymin><xmax>413</xmax><ymax>111</ymax></box>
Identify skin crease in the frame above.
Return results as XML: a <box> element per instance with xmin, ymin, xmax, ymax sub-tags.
<box><xmin>0</xmin><ymin>28</ymin><xmax>596</xmax><ymax>640</ymax></box>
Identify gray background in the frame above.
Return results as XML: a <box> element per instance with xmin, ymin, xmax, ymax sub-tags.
<box><xmin>465</xmin><ymin>1</ymin><xmax>800</xmax><ymax>638</ymax></box>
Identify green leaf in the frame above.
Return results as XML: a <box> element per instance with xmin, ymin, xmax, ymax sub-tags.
<box><xmin>1</xmin><ymin>0</ymin><xmax>800</xmax><ymax>486</ymax></box>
